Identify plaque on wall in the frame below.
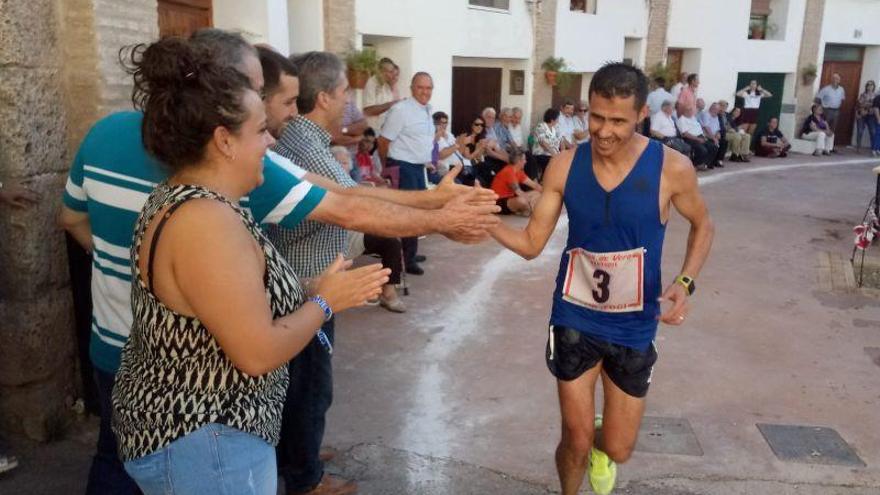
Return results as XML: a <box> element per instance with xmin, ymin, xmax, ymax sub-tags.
<box><xmin>510</xmin><ymin>70</ymin><xmax>525</xmax><ymax>95</ymax></box>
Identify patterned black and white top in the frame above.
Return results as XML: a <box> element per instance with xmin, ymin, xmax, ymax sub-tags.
<box><xmin>112</xmin><ymin>183</ymin><xmax>304</xmax><ymax>462</ymax></box>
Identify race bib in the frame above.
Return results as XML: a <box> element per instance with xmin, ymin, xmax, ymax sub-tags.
<box><xmin>562</xmin><ymin>247</ymin><xmax>645</xmax><ymax>313</ymax></box>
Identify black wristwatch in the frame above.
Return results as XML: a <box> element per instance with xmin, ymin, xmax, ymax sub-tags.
<box><xmin>675</xmin><ymin>275</ymin><xmax>696</xmax><ymax>296</ymax></box>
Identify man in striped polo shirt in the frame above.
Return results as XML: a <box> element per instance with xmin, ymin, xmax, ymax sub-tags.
<box><xmin>59</xmin><ymin>30</ymin><xmax>497</xmax><ymax>494</ymax></box>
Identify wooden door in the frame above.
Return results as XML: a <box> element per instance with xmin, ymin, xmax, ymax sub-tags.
<box><xmin>820</xmin><ymin>46</ymin><xmax>863</xmax><ymax>145</ymax></box>
<box><xmin>666</xmin><ymin>49</ymin><xmax>683</xmax><ymax>85</ymax></box>
<box><xmin>158</xmin><ymin>0</ymin><xmax>213</xmax><ymax>38</ymax></box>
<box><xmin>552</xmin><ymin>74</ymin><xmax>583</xmax><ymax>110</ymax></box>
<box><xmin>452</xmin><ymin>67</ymin><xmax>502</xmax><ymax>136</ymax></box>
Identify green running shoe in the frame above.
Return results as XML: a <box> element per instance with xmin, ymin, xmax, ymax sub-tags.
<box><xmin>589</xmin><ymin>447</ymin><xmax>617</xmax><ymax>495</ymax></box>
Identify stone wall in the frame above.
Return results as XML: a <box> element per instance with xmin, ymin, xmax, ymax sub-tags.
<box><xmin>0</xmin><ymin>0</ymin><xmax>156</xmax><ymax>441</ymax></box>
<box><xmin>794</xmin><ymin>0</ymin><xmax>825</xmax><ymax>130</ymax></box>
<box><xmin>644</xmin><ymin>0</ymin><xmax>671</xmax><ymax>70</ymax></box>
<box><xmin>530</xmin><ymin>0</ymin><xmax>557</xmax><ymax>128</ymax></box>
<box><xmin>323</xmin><ymin>0</ymin><xmax>355</xmax><ymax>55</ymax></box>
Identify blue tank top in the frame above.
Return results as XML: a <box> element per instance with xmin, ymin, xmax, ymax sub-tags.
<box><xmin>550</xmin><ymin>140</ymin><xmax>666</xmax><ymax>351</ymax></box>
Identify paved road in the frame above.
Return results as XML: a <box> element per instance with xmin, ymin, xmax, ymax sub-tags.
<box><xmin>3</xmin><ymin>153</ymin><xmax>880</xmax><ymax>494</ymax></box>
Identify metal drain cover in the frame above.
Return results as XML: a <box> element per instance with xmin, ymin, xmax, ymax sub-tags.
<box><xmin>757</xmin><ymin>423</ymin><xmax>865</xmax><ymax>467</ymax></box>
<box><xmin>636</xmin><ymin>416</ymin><xmax>703</xmax><ymax>456</ymax></box>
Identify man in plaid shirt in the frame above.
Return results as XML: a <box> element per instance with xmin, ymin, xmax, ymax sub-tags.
<box><xmin>267</xmin><ymin>51</ymin><xmax>494</xmax><ymax>495</ymax></box>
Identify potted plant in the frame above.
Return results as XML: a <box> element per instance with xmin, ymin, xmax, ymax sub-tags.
<box><xmin>648</xmin><ymin>62</ymin><xmax>674</xmax><ymax>89</ymax></box>
<box><xmin>801</xmin><ymin>63</ymin><xmax>818</xmax><ymax>86</ymax></box>
<box><xmin>345</xmin><ymin>48</ymin><xmax>379</xmax><ymax>89</ymax></box>
<box><xmin>541</xmin><ymin>56</ymin><xmax>568</xmax><ymax>86</ymax></box>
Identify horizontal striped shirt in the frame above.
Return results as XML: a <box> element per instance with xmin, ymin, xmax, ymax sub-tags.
<box><xmin>62</xmin><ymin>111</ymin><xmax>325</xmax><ymax>373</ymax></box>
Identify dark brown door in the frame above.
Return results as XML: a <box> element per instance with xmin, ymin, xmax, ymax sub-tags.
<box><xmin>552</xmin><ymin>74</ymin><xmax>583</xmax><ymax>110</ymax></box>
<box><xmin>452</xmin><ymin>67</ymin><xmax>502</xmax><ymax>136</ymax></box>
<box><xmin>158</xmin><ymin>0</ymin><xmax>213</xmax><ymax>38</ymax></box>
<box><xmin>666</xmin><ymin>49</ymin><xmax>683</xmax><ymax>84</ymax></box>
<box><xmin>820</xmin><ymin>46</ymin><xmax>863</xmax><ymax>145</ymax></box>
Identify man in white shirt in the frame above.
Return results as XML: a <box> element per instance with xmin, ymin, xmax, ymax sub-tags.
<box><xmin>364</xmin><ymin>57</ymin><xmax>401</xmax><ymax>131</ymax></box>
<box><xmin>650</xmin><ymin>101</ymin><xmax>678</xmax><ymax>139</ymax></box>
<box><xmin>697</xmin><ymin>101</ymin><xmax>724</xmax><ymax>167</ymax></box>
<box><xmin>508</xmin><ymin>107</ymin><xmax>525</xmax><ymax>150</ymax></box>
<box><xmin>557</xmin><ymin>100</ymin><xmax>589</xmax><ymax>149</ymax></box>
<box><xmin>647</xmin><ymin>77</ymin><xmax>675</xmax><ymax>117</ymax></box>
<box><xmin>815</xmin><ymin>72</ymin><xmax>845</xmax><ymax>144</ymax></box>
<box><xmin>378</xmin><ymin>72</ymin><xmax>436</xmax><ymax>274</ymax></box>
<box><xmin>678</xmin><ymin>105</ymin><xmax>718</xmax><ymax>170</ymax></box>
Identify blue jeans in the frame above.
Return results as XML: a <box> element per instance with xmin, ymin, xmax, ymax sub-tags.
<box><xmin>124</xmin><ymin>423</ymin><xmax>276</xmax><ymax>495</ymax></box>
<box><xmin>86</xmin><ymin>369</ymin><xmax>140</xmax><ymax>495</ymax></box>
<box><xmin>393</xmin><ymin>159</ymin><xmax>427</xmax><ymax>264</ymax></box>
<box><xmin>276</xmin><ymin>318</ymin><xmax>335</xmax><ymax>492</ymax></box>
<box><xmin>857</xmin><ymin>115</ymin><xmax>877</xmax><ymax>149</ymax></box>
<box><xmin>873</xmin><ymin>116</ymin><xmax>880</xmax><ymax>152</ymax></box>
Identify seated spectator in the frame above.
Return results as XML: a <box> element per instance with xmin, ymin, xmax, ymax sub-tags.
<box><xmin>677</xmin><ymin>105</ymin><xmax>718</xmax><ymax>170</ymax></box>
<box><xmin>719</xmin><ymin>102</ymin><xmax>752</xmax><ymax>162</ymax></box>
<box><xmin>646</xmin><ymin>77</ymin><xmax>674</xmax><ymax>134</ymax></box>
<box><xmin>491</xmin><ymin>149</ymin><xmax>542</xmax><ymax>216</ymax></box>
<box><xmin>494</xmin><ymin>108</ymin><xmax>516</xmax><ymax>155</ymax></box>
<box><xmin>698</xmin><ymin>101</ymin><xmax>725</xmax><ymax>168</ymax></box>
<box><xmin>333</xmin><ymin>89</ymin><xmax>369</xmax><ymax>157</ymax></box>
<box><xmin>331</xmin><ymin>145</ymin><xmax>360</xmax><ymax>183</ymax></box>
<box><xmin>574</xmin><ymin>101</ymin><xmax>590</xmax><ymax>144</ymax></box>
<box><xmin>557</xmin><ymin>100</ymin><xmax>589</xmax><ymax>149</ymax></box>
<box><xmin>460</xmin><ymin>115</ymin><xmax>490</xmax><ymax>186</ymax></box>
<box><xmin>480</xmin><ymin>107</ymin><xmax>509</xmax><ymax>179</ymax></box>
<box><xmin>755</xmin><ymin>117</ymin><xmax>791</xmax><ymax>158</ymax></box>
<box><xmin>800</xmin><ymin>104</ymin><xmax>835</xmax><ymax>156</ymax></box>
<box><xmin>508</xmin><ymin>107</ymin><xmax>526</xmax><ymax>150</ymax></box>
<box><xmin>650</xmin><ymin>101</ymin><xmax>691</xmax><ymax>156</ymax></box>
<box><xmin>431</xmin><ymin>111</ymin><xmax>466</xmax><ymax>183</ymax></box>
<box><xmin>355</xmin><ymin>129</ymin><xmax>387</xmax><ymax>186</ymax></box>
<box><xmin>532</xmin><ymin>108</ymin><xmax>562</xmax><ymax>181</ymax></box>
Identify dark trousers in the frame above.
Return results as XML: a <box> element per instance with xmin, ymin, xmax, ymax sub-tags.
<box><xmin>86</xmin><ymin>370</ymin><xmax>141</xmax><ymax>495</ymax></box>
<box><xmin>363</xmin><ymin>234</ymin><xmax>402</xmax><ymax>285</ymax></box>
<box><xmin>394</xmin><ymin>160</ymin><xmax>426</xmax><ymax>266</ymax></box>
<box><xmin>277</xmin><ymin>318</ymin><xmax>335</xmax><ymax>492</ymax></box>
<box><xmin>684</xmin><ymin>137</ymin><xmax>719</xmax><ymax>167</ymax></box>
<box><xmin>717</xmin><ymin>138</ymin><xmax>729</xmax><ymax>161</ymax></box>
<box><xmin>535</xmin><ymin>155</ymin><xmax>552</xmax><ymax>181</ymax></box>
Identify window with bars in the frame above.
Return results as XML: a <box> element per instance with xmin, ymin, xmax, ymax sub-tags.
<box><xmin>469</xmin><ymin>0</ymin><xmax>510</xmax><ymax>10</ymax></box>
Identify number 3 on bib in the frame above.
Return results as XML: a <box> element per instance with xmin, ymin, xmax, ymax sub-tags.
<box><xmin>562</xmin><ymin>247</ymin><xmax>645</xmax><ymax>313</ymax></box>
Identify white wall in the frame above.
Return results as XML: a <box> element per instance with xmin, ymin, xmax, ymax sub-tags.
<box><xmin>288</xmin><ymin>0</ymin><xmax>323</xmax><ymax>54</ymax></box>
<box><xmin>554</xmin><ymin>0</ymin><xmax>648</xmax><ymax>73</ymax></box>
<box><xmin>667</xmin><ymin>0</ymin><xmax>806</xmax><ymax>107</ymax></box>
<box><xmin>214</xmin><ymin>0</ymin><xmax>291</xmax><ymax>52</ymax></box>
<box><xmin>356</xmin><ymin>0</ymin><xmax>534</xmax><ymax>130</ymax></box>
<box><xmin>818</xmin><ymin>0</ymin><xmax>880</xmax><ymax>92</ymax></box>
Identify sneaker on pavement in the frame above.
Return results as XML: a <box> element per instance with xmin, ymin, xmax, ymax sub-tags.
<box><xmin>379</xmin><ymin>297</ymin><xmax>407</xmax><ymax>313</ymax></box>
<box><xmin>589</xmin><ymin>448</ymin><xmax>617</xmax><ymax>495</ymax></box>
<box><xmin>405</xmin><ymin>263</ymin><xmax>424</xmax><ymax>276</ymax></box>
<box><xmin>413</xmin><ymin>255</ymin><xmax>427</xmax><ymax>263</ymax></box>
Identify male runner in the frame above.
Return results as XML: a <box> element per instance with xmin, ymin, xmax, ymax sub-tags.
<box><xmin>489</xmin><ymin>62</ymin><xmax>714</xmax><ymax>495</ymax></box>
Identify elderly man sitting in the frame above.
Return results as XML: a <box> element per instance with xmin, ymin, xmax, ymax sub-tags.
<box><xmin>650</xmin><ymin>100</ymin><xmax>691</xmax><ymax>156</ymax></box>
<box><xmin>698</xmin><ymin>101</ymin><xmax>725</xmax><ymax>168</ymax></box>
<box><xmin>677</xmin><ymin>104</ymin><xmax>718</xmax><ymax>170</ymax></box>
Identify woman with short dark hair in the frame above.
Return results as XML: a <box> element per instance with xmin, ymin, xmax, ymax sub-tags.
<box><xmin>112</xmin><ymin>38</ymin><xmax>389</xmax><ymax>495</ymax></box>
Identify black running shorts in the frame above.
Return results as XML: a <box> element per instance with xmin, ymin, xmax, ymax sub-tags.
<box><xmin>545</xmin><ymin>325</ymin><xmax>658</xmax><ymax>398</ymax></box>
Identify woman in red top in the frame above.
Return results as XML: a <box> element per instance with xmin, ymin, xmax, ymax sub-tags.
<box><xmin>491</xmin><ymin>149</ymin><xmax>542</xmax><ymax>215</ymax></box>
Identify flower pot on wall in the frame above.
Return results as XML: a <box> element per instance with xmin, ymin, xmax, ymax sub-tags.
<box><xmin>347</xmin><ymin>68</ymin><xmax>370</xmax><ymax>89</ymax></box>
<box><xmin>545</xmin><ymin>71</ymin><xmax>558</xmax><ymax>86</ymax></box>
<box><xmin>802</xmin><ymin>73</ymin><xmax>817</xmax><ymax>86</ymax></box>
